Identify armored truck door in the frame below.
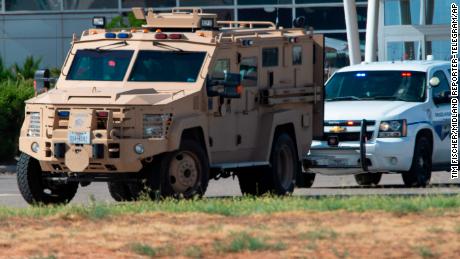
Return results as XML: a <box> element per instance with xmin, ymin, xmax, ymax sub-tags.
<box><xmin>234</xmin><ymin>49</ymin><xmax>260</xmax><ymax>160</ymax></box>
<box><xmin>207</xmin><ymin>50</ymin><xmax>239</xmax><ymax>164</ymax></box>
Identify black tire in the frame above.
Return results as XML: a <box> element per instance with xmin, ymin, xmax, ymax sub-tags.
<box><xmin>402</xmin><ymin>136</ymin><xmax>432</xmax><ymax>187</ymax></box>
<box><xmin>354</xmin><ymin>173</ymin><xmax>382</xmax><ymax>186</ymax></box>
<box><xmin>262</xmin><ymin>133</ymin><xmax>298</xmax><ymax>195</ymax></box>
<box><xmin>107</xmin><ymin>182</ymin><xmax>142</xmax><ymax>201</ymax></box>
<box><xmin>237</xmin><ymin>169</ymin><xmax>267</xmax><ymax>196</ymax></box>
<box><xmin>296</xmin><ymin>172</ymin><xmax>316</xmax><ymax>188</ymax></box>
<box><xmin>148</xmin><ymin>139</ymin><xmax>209</xmax><ymax>199</ymax></box>
<box><xmin>17</xmin><ymin>153</ymin><xmax>78</xmax><ymax>205</ymax></box>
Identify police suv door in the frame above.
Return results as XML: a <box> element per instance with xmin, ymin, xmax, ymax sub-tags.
<box><xmin>430</xmin><ymin>69</ymin><xmax>451</xmax><ymax>167</ymax></box>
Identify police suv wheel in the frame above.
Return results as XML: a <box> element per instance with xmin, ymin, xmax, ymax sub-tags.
<box><xmin>354</xmin><ymin>173</ymin><xmax>382</xmax><ymax>186</ymax></box>
<box><xmin>402</xmin><ymin>136</ymin><xmax>432</xmax><ymax>187</ymax></box>
<box><xmin>17</xmin><ymin>153</ymin><xmax>78</xmax><ymax>205</ymax></box>
<box><xmin>149</xmin><ymin>139</ymin><xmax>209</xmax><ymax>199</ymax></box>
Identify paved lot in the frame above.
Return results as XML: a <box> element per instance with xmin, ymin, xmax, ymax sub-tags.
<box><xmin>0</xmin><ymin>169</ymin><xmax>459</xmax><ymax>208</ymax></box>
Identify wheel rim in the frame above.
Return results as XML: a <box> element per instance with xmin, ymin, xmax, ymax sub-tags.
<box><xmin>276</xmin><ymin>144</ymin><xmax>294</xmax><ymax>190</ymax></box>
<box><xmin>168</xmin><ymin>151</ymin><xmax>201</xmax><ymax>194</ymax></box>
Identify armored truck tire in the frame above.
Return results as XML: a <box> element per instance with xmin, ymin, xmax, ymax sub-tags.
<box><xmin>108</xmin><ymin>182</ymin><xmax>143</xmax><ymax>201</ymax></box>
<box><xmin>238</xmin><ymin>133</ymin><xmax>298</xmax><ymax>196</ymax></box>
<box><xmin>296</xmin><ymin>171</ymin><xmax>316</xmax><ymax>188</ymax></box>
<box><xmin>17</xmin><ymin>153</ymin><xmax>78</xmax><ymax>205</ymax></box>
<box><xmin>402</xmin><ymin>136</ymin><xmax>432</xmax><ymax>187</ymax></box>
<box><xmin>148</xmin><ymin>139</ymin><xmax>209</xmax><ymax>199</ymax></box>
<box><xmin>354</xmin><ymin>172</ymin><xmax>382</xmax><ymax>186</ymax></box>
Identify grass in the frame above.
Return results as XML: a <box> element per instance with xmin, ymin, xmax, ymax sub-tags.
<box><xmin>130</xmin><ymin>243</ymin><xmax>157</xmax><ymax>257</ymax></box>
<box><xmin>1</xmin><ymin>195</ymin><xmax>460</xmax><ymax>220</ymax></box>
<box><xmin>214</xmin><ymin>232</ymin><xmax>286</xmax><ymax>253</ymax></box>
<box><xmin>301</xmin><ymin>228</ymin><xmax>338</xmax><ymax>241</ymax></box>
<box><xmin>184</xmin><ymin>245</ymin><xmax>204</xmax><ymax>258</ymax></box>
<box><xmin>415</xmin><ymin>246</ymin><xmax>438</xmax><ymax>258</ymax></box>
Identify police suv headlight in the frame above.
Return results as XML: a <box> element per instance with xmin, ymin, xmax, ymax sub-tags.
<box><xmin>143</xmin><ymin>114</ymin><xmax>172</xmax><ymax>139</ymax></box>
<box><xmin>378</xmin><ymin>119</ymin><xmax>407</xmax><ymax>138</ymax></box>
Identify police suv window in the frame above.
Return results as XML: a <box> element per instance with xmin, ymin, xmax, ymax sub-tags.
<box><xmin>240</xmin><ymin>57</ymin><xmax>258</xmax><ymax>86</ymax></box>
<box><xmin>432</xmin><ymin>70</ymin><xmax>449</xmax><ymax>102</ymax></box>
<box><xmin>262</xmin><ymin>48</ymin><xmax>279</xmax><ymax>67</ymax></box>
<box><xmin>292</xmin><ymin>46</ymin><xmax>302</xmax><ymax>65</ymax></box>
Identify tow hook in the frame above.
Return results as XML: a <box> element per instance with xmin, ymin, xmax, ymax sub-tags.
<box><xmin>360</xmin><ymin>119</ymin><xmax>368</xmax><ymax>171</ymax></box>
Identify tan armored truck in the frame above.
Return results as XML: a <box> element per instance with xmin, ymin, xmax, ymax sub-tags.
<box><xmin>17</xmin><ymin>7</ymin><xmax>324</xmax><ymax>204</ymax></box>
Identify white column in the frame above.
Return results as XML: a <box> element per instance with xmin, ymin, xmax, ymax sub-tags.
<box><xmin>343</xmin><ymin>0</ymin><xmax>362</xmax><ymax>65</ymax></box>
<box><xmin>365</xmin><ymin>0</ymin><xmax>379</xmax><ymax>62</ymax></box>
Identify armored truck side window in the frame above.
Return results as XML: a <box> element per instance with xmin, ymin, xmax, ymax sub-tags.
<box><xmin>240</xmin><ymin>57</ymin><xmax>258</xmax><ymax>86</ymax></box>
<box><xmin>293</xmin><ymin>46</ymin><xmax>302</xmax><ymax>65</ymax></box>
<box><xmin>262</xmin><ymin>48</ymin><xmax>279</xmax><ymax>67</ymax></box>
<box><xmin>129</xmin><ymin>51</ymin><xmax>206</xmax><ymax>82</ymax></box>
<box><xmin>67</xmin><ymin>50</ymin><xmax>134</xmax><ymax>81</ymax></box>
<box><xmin>212</xmin><ymin>59</ymin><xmax>230</xmax><ymax>79</ymax></box>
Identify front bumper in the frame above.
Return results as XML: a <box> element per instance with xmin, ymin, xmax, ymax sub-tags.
<box><xmin>306</xmin><ymin>137</ymin><xmax>415</xmax><ymax>174</ymax></box>
<box><xmin>20</xmin><ymin>135</ymin><xmax>168</xmax><ymax>173</ymax></box>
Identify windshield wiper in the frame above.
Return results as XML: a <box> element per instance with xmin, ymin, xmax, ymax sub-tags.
<box><xmin>84</xmin><ymin>41</ymin><xmax>128</xmax><ymax>52</ymax></box>
<box><xmin>362</xmin><ymin>96</ymin><xmax>407</xmax><ymax>101</ymax></box>
<box><xmin>153</xmin><ymin>41</ymin><xmax>183</xmax><ymax>52</ymax></box>
<box><xmin>326</xmin><ymin>96</ymin><xmax>362</xmax><ymax>101</ymax></box>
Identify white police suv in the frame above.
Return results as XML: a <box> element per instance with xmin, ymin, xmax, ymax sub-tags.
<box><xmin>306</xmin><ymin>61</ymin><xmax>451</xmax><ymax>187</ymax></box>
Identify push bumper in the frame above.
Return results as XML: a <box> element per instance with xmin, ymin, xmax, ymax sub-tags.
<box><xmin>306</xmin><ymin>119</ymin><xmax>414</xmax><ymax>175</ymax></box>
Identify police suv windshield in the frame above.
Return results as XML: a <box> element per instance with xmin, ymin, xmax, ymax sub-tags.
<box><xmin>325</xmin><ymin>71</ymin><xmax>427</xmax><ymax>102</ymax></box>
<box><xmin>67</xmin><ymin>50</ymin><xmax>134</xmax><ymax>81</ymax></box>
<box><xmin>129</xmin><ymin>51</ymin><xmax>206</xmax><ymax>82</ymax></box>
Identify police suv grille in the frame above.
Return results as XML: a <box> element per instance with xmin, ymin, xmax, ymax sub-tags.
<box><xmin>321</xmin><ymin>132</ymin><xmax>373</xmax><ymax>142</ymax></box>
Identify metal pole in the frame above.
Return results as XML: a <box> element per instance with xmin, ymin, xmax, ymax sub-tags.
<box><xmin>343</xmin><ymin>0</ymin><xmax>361</xmax><ymax>65</ymax></box>
<box><xmin>364</xmin><ymin>0</ymin><xmax>379</xmax><ymax>62</ymax></box>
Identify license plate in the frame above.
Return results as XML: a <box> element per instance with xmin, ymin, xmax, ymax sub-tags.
<box><xmin>68</xmin><ymin>132</ymin><xmax>91</xmax><ymax>144</ymax></box>
<box><xmin>329</xmin><ymin>158</ymin><xmax>348</xmax><ymax>167</ymax></box>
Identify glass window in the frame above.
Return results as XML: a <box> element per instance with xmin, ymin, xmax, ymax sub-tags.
<box><xmin>296</xmin><ymin>7</ymin><xmax>367</xmax><ymax>30</ymax></box>
<box><xmin>324</xmin><ymin>33</ymin><xmax>366</xmax><ymax>78</ymax></box>
<box><xmin>426</xmin><ymin>40</ymin><xmax>450</xmax><ymax>61</ymax></box>
<box><xmin>63</xmin><ymin>0</ymin><xmax>117</xmax><ymax>10</ymax></box>
<box><xmin>6</xmin><ymin>0</ymin><xmax>60</xmax><ymax>11</ymax></box>
<box><xmin>129</xmin><ymin>51</ymin><xmax>206</xmax><ymax>82</ymax></box>
<box><xmin>238</xmin><ymin>8</ymin><xmax>292</xmax><ymax>28</ymax></box>
<box><xmin>426</xmin><ymin>0</ymin><xmax>451</xmax><ymax>25</ymax></box>
<box><xmin>262</xmin><ymin>48</ymin><xmax>278</xmax><ymax>67</ymax></box>
<box><xmin>384</xmin><ymin>0</ymin><xmax>422</xmax><ymax>26</ymax></box>
<box><xmin>326</xmin><ymin>71</ymin><xmax>427</xmax><ymax>102</ymax></box>
<box><xmin>432</xmin><ymin>70</ymin><xmax>450</xmax><ymax>99</ymax></box>
<box><xmin>122</xmin><ymin>0</ymin><xmax>176</xmax><ymax>8</ymax></box>
<box><xmin>296</xmin><ymin>0</ymin><xmax>366</xmax><ymax>3</ymax></box>
<box><xmin>240</xmin><ymin>57</ymin><xmax>258</xmax><ymax>86</ymax></box>
<box><xmin>67</xmin><ymin>50</ymin><xmax>134</xmax><ymax>81</ymax></box>
<box><xmin>211</xmin><ymin>59</ymin><xmax>230</xmax><ymax>79</ymax></box>
<box><xmin>293</xmin><ymin>46</ymin><xmax>302</xmax><ymax>65</ymax></box>
<box><xmin>238</xmin><ymin>0</ymin><xmax>291</xmax><ymax>4</ymax></box>
<box><xmin>180</xmin><ymin>0</ymin><xmax>234</xmax><ymax>6</ymax></box>
<box><xmin>387</xmin><ymin>41</ymin><xmax>421</xmax><ymax>61</ymax></box>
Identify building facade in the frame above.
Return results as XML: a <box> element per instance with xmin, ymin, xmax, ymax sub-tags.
<box><xmin>0</xmin><ymin>0</ymin><xmax>453</xmax><ymax>70</ymax></box>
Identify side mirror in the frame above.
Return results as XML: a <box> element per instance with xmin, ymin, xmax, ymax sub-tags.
<box><xmin>34</xmin><ymin>69</ymin><xmax>50</xmax><ymax>96</ymax></box>
<box><xmin>429</xmin><ymin>76</ymin><xmax>440</xmax><ymax>87</ymax></box>
<box><xmin>207</xmin><ymin>72</ymin><xmax>243</xmax><ymax>99</ymax></box>
<box><xmin>433</xmin><ymin>90</ymin><xmax>451</xmax><ymax>105</ymax></box>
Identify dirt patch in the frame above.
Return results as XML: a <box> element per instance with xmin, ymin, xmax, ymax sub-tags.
<box><xmin>1</xmin><ymin>210</ymin><xmax>460</xmax><ymax>258</ymax></box>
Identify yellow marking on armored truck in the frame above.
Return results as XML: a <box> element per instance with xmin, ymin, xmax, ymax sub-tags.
<box><xmin>17</xmin><ymin>7</ymin><xmax>324</xmax><ymax>204</ymax></box>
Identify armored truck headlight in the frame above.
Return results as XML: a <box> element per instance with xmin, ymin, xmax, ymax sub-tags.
<box><xmin>134</xmin><ymin>144</ymin><xmax>145</xmax><ymax>154</ymax></box>
<box><xmin>31</xmin><ymin>142</ymin><xmax>40</xmax><ymax>153</ymax></box>
<box><xmin>378</xmin><ymin>120</ymin><xmax>407</xmax><ymax>138</ymax></box>
<box><xmin>200</xmin><ymin>18</ymin><xmax>214</xmax><ymax>29</ymax></box>
<box><xmin>143</xmin><ymin>114</ymin><xmax>172</xmax><ymax>139</ymax></box>
<box><xmin>27</xmin><ymin>112</ymin><xmax>41</xmax><ymax>137</ymax></box>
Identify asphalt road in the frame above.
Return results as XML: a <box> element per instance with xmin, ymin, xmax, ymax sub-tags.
<box><xmin>1</xmin><ymin>170</ymin><xmax>460</xmax><ymax>208</ymax></box>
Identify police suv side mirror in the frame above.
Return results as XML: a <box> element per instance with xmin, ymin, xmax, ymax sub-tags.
<box><xmin>34</xmin><ymin>69</ymin><xmax>51</xmax><ymax>96</ymax></box>
<box><xmin>429</xmin><ymin>76</ymin><xmax>440</xmax><ymax>87</ymax></box>
<box><xmin>207</xmin><ymin>73</ymin><xmax>243</xmax><ymax>99</ymax></box>
<box><xmin>433</xmin><ymin>90</ymin><xmax>451</xmax><ymax>105</ymax></box>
